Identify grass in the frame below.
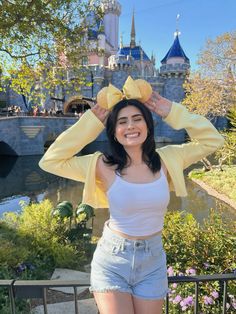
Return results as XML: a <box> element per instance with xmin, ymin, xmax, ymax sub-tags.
<box><xmin>188</xmin><ymin>165</ymin><xmax>236</xmax><ymax>202</ymax></box>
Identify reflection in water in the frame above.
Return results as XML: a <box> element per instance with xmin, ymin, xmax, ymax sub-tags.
<box><xmin>0</xmin><ymin>152</ymin><xmax>235</xmax><ymax>230</ymax></box>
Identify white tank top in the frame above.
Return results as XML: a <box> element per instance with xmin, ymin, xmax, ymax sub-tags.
<box><xmin>107</xmin><ymin>168</ymin><xmax>170</xmax><ymax>236</ymax></box>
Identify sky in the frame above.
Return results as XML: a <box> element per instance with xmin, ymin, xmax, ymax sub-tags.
<box><xmin>118</xmin><ymin>0</ymin><xmax>236</xmax><ymax>69</ymax></box>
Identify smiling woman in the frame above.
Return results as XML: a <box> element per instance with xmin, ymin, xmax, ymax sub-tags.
<box><xmin>39</xmin><ymin>76</ymin><xmax>224</xmax><ymax>314</ymax></box>
<box><xmin>115</xmin><ymin>106</ymin><xmax>148</xmax><ymax>146</ymax></box>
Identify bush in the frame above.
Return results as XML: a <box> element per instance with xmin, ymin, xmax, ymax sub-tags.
<box><xmin>0</xmin><ymin>202</ymin><xmax>235</xmax><ymax>313</ymax></box>
<box><xmin>1</xmin><ymin>200</ymin><xmax>87</xmax><ymax>272</ymax></box>
<box><xmin>163</xmin><ymin>210</ymin><xmax>236</xmax><ymax>313</ymax></box>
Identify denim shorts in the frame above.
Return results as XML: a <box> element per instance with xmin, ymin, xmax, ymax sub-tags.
<box><xmin>90</xmin><ymin>221</ymin><xmax>168</xmax><ymax>300</ymax></box>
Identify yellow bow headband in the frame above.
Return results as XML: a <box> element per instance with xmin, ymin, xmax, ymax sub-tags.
<box><xmin>96</xmin><ymin>76</ymin><xmax>152</xmax><ymax>110</ymax></box>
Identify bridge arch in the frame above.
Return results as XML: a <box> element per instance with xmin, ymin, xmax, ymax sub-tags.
<box><xmin>0</xmin><ymin>141</ymin><xmax>18</xmax><ymax>156</ymax></box>
<box><xmin>64</xmin><ymin>96</ymin><xmax>91</xmax><ymax>114</ymax></box>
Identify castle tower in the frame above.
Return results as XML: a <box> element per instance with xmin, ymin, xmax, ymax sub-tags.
<box><xmin>160</xmin><ymin>31</ymin><xmax>190</xmax><ymax>102</ymax></box>
<box><xmin>101</xmin><ymin>0</ymin><xmax>121</xmax><ymax>52</ymax></box>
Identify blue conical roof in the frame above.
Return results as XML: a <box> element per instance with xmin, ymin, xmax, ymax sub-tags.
<box><xmin>161</xmin><ymin>35</ymin><xmax>189</xmax><ymax>64</ymax></box>
<box><xmin>118</xmin><ymin>46</ymin><xmax>150</xmax><ymax>61</ymax></box>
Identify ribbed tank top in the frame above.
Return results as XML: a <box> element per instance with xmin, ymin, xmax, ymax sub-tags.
<box><xmin>107</xmin><ymin>168</ymin><xmax>170</xmax><ymax>236</ymax></box>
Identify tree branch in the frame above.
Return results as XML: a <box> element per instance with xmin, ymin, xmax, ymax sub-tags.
<box><xmin>0</xmin><ymin>48</ymin><xmax>41</xmax><ymax>59</ymax></box>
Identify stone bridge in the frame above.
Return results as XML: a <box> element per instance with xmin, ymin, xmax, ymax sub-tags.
<box><xmin>0</xmin><ymin>116</ymin><xmax>107</xmax><ymax>156</ymax></box>
<box><xmin>1</xmin><ymin>114</ymin><xmax>191</xmax><ymax>156</ymax></box>
<box><xmin>0</xmin><ymin>115</ymin><xmax>227</xmax><ymax>156</ymax></box>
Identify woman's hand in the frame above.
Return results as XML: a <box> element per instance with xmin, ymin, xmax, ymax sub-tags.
<box><xmin>145</xmin><ymin>91</ymin><xmax>172</xmax><ymax>118</ymax></box>
<box><xmin>91</xmin><ymin>104</ymin><xmax>110</xmax><ymax>124</ymax></box>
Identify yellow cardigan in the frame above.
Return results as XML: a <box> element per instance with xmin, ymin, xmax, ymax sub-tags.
<box><xmin>39</xmin><ymin>102</ymin><xmax>224</xmax><ymax>208</ymax></box>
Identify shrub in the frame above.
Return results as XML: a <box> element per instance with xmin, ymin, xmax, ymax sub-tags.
<box><xmin>163</xmin><ymin>210</ymin><xmax>236</xmax><ymax>313</ymax></box>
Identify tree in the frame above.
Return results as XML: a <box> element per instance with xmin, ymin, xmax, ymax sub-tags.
<box><xmin>183</xmin><ymin>31</ymin><xmax>236</xmax><ymax>116</ymax></box>
<box><xmin>0</xmin><ymin>0</ymin><xmax>102</xmax><ymax>110</ymax></box>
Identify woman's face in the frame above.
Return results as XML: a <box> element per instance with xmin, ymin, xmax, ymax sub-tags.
<box><xmin>115</xmin><ymin>105</ymin><xmax>148</xmax><ymax>148</ymax></box>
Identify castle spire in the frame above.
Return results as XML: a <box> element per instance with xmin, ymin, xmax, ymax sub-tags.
<box><xmin>120</xmin><ymin>33</ymin><xmax>123</xmax><ymax>49</ymax></box>
<box><xmin>174</xmin><ymin>14</ymin><xmax>181</xmax><ymax>37</ymax></box>
<box><xmin>130</xmin><ymin>9</ymin><xmax>136</xmax><ymax>48</ymax></box>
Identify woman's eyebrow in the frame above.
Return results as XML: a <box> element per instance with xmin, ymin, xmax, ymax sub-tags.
<box><xmin>117</xmin><ymin>113</ymin><xmax>143</xmax><ymax>121</ymax></box>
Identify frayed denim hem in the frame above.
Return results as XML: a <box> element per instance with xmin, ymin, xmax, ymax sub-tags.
<box><xmin>89</xmin><ymin>286</ymin><xmax>131</xmax><ymax>294</ymax></box>
<box><xmin>132</xmin><ymin>290</ymin><xmax>168</xmax><ymax>301</ymax></box>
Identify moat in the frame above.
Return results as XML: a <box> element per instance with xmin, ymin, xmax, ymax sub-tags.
<box><xmin>0</xmin><ymin>154</ymin><xmax>235</xmax><ymax>225</ymax></box>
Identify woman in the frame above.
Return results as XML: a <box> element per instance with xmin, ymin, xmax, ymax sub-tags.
<box><xmin>39</xmin><ymin>77</ymin><xmax>224</xmax><ymax>314</ymax></box>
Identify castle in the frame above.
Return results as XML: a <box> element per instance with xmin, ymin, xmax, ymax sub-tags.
<box><xmin>5</xmin><ymin>0</ymin><xmax>191</xmax><ymax>143</ymax></box>
<box><xmin>73</xmin><ymin>0</ymin><xmax>190</xmax><ymax>142</ymax></box>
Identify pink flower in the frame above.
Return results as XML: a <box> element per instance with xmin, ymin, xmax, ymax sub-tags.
<box><xmin>185</xmin><ymin>296</ymin><xmax>194</xmax><ymax>306</ymax></box>
<box><xmin>226</xmin><ymin>303</ymin><xmax>230</xmax><ymax>310</ymax></box>
<box><xmin>180</xmin><ymin>296</ymin><xmax>194</xmax><ymax>307</ymax></box>
<box><xmin>203</xmin><ymin>296</ymin><xmax>214</xmax><ymax>305</ymax></box>
<box><xmin>172</xmin><ymin>283</ymin><xmax>177</xmax><ymax>289</ymax></box>
<box><xmin>167</xmin><ymin>266</ymin><xmax>174</xmax><ymax>276</ymax></box>
<box><xmin>186</xmin><ymin>268</ymin><xmax>196</xmax><ymax>275</ymax></box>
<box><xmin>173</xmin><ymin>295</ymin><xmax>182</xmax><ymax>304</ymax></box>
<box><xmin>232</xmin><ymin>302</ymin><xmax>236</xmax><ymax>309</ymax></box>
<box><xmin>211</xmin><ymin>290</ymin><xmax>219</xmax><ymax>299</ymax></box>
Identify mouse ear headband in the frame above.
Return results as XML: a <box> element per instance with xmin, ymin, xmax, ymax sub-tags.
<box><xmin>96</xmin><ymin>76</ymin><xmax>152</xmax><ymax>110</ymax></box>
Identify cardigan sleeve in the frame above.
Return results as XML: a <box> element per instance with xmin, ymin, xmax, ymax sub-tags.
<box><xmin>38</xmin><ymin>110</ymin><xmax>105</xmax><ymax>182</ymax></box>
<box><xmin>161</xmin><ymin>102</ymin><xmax>225</xmax><ymax>169</ymax></box>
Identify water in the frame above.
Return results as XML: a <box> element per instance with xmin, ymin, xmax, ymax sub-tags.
<box><xmin>0</xmin><ymin>153</ymin><xmax>235</xmax><ymax>229</ymax></box>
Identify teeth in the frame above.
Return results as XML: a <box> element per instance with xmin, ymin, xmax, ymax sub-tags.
<box><xmin>125</xmin><ymin>133</ymin><xmax>139</xmax><ymax>138</ymax></box>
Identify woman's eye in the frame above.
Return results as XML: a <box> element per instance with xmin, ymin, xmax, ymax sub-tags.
<box><xmin>134</xmin><ymin>118</ymin><xmax>142</xmax><ymax>122</ymax></box>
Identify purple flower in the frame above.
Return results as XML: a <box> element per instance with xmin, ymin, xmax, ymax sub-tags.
<box><xmin>181</xmin><ymin>305</ymin><xmax>187</xmax><ymax>311</ymax></box>
<box><xmin>172</xmin><ymin>283</ymin><xmax>177</xmax><ymax>289</ymax></box>
<box><xmin>211</xmin><ymin>290</ymin><xmax>219</xmax><ymax>299</ymax></box>
<box><xmin>180</xmin><ymin>296</ymin><xmax>194</xmax><ymax>308</ymax></box>
<box><xmin>232</xmin><ymin>302</ymin><xmax>236</xmax><ymax>309</ymax></box>
<box><xmin>173</xmin><ymin>295</ymin><xmax>182</xmax><ymax>304</ymax></box>
<box><xmin>185</xmin><ymin>296</ymin><xmax>194</xmax><ymax>306</ymax></box>
<box><xmin>203</xmin><ymin>296</ymin><xmax>214</xmax><ymax>305</ymax></box>
<box><xmin>186</xmin><ymin>268</ymin><xmax>196</xmax><ymax>275</ymax></box>
<box><xmin>203</xmin><ymin>262</ymin><xmax>210</xmax><ymax>269</ymax></box>
<box><xmin>167</xmin><ymin>266</ymin><xmax>174</xmax><ymax>276</ymax></box>
<box><xmin>16</xmin><ymin>263</ymin><xmax>27</xmax><ymax>273</ymax></box>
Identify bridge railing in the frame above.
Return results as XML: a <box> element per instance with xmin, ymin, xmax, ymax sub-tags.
<box><xmin>0</xmin><ymin>273</ymin><xmax>235</xmax><ymax>314</ymax></box>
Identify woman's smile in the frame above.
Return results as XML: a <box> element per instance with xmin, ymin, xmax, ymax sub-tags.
<box><xmin>115</xmin><ymin>105</ymin><xmax>148</xmax><ymax>147</ymax></box>
<box><xmin>125</xmin><ymin>132</ymin><xmax>140</xmax><ymax>138</ymax></box>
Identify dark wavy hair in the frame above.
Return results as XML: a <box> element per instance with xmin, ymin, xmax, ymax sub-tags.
<box><xmin>103</xmin><ymin>99</ymin><xmax>161</xmax><ymax>174</ymax></box>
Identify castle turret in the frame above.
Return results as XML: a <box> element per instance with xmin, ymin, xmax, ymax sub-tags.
<box><xmin>160</xmin><ymin>34</ymin><xmax>189</xmax><ymax>65</ymax></box>
<box><xmin>101</xmin><ymin>0</ymin><xmax>121</xmax><ymax>52</ymax></box>
<box><xmin>160</xmin><ymin>32</ymin><xmax>190</xmax><ymax>102</ymax></box>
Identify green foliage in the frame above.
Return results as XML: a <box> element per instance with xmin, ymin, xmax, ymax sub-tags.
<box><xmin>227</xmin><ymin>106</ymin><xmax>236</xmax><ymax>130</ymax></box>
<box><xmin>1</xmin><ymin>201</ymin><xmax>235</xmax><ymax>313</ymax></box>
<box><xmin>0</xmin><ymin>0</ymin><xmax>102</xmax><ymax>109</ymax></box>
<box><xmin>163</xmin><ymin>210</ymin><xmax>236</xmax><ymax>313</ymax></box>
<box><xmin>183</xmin><ymin>31</ymin><xmax>236</xmax><ymax>116</ymax></box>
<box><xmin>215</xmin><ymin>131</ymin><xmax>236</xmax><ymax>167</ymax></box>
<box><xmin>189</xmin><ymin>166</ymin><xmax>236</xmax><ymax>202</ymax></box>
<box><xmin>1</xmin><ymin>200</ymin><xmax>86</xmax><ymax>271</ymax></box>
